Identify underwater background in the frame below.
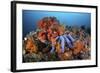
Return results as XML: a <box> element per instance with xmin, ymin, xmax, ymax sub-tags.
<box><xmin>22</xmin><ymin>10</ymin><xmax>91</xmax><ymax>38</ymax></box>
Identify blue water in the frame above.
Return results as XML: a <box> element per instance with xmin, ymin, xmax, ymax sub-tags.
<box><xmin>22</xmin><ymin>10</ymin><xmax>91</xmax><ymax>38</ymax></box>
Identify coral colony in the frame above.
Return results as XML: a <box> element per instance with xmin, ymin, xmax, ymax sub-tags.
<box><xmin>23</xmin><ymin>17</ymin><xmax>91</xmax><ymax>62</ymax></box>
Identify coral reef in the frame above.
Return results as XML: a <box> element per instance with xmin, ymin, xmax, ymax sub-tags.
<box><xmin>23</xmin><ymin>17</ymin><xmax>91</xmax><ymax>62</ymax></box>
